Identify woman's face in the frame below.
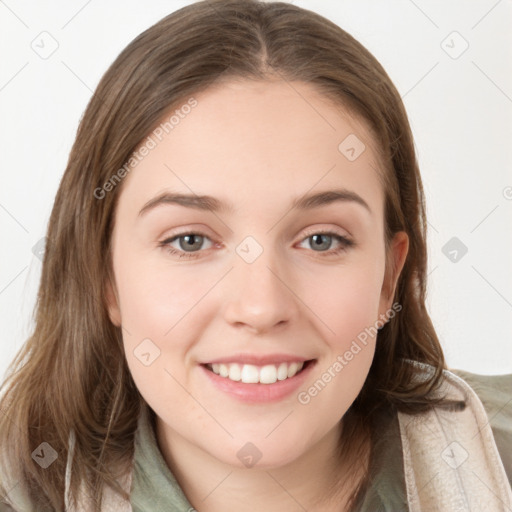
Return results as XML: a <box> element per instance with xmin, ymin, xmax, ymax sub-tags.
<box><xmin>107</xmin><ymin>79</ymin><xmax>408</xmax><ymax>469</ymax></box>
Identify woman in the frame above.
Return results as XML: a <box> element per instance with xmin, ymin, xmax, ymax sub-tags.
<box><xmin>1</xmin><ymin>1</ymin><xmax>510</xmax><ymax>510</ymax></box>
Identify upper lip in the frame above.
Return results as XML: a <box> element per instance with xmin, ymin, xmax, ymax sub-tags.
<box><xmin>202</xmin><ymin>353</ymin><xmax>314</xmax><ymax>366</ymax></box>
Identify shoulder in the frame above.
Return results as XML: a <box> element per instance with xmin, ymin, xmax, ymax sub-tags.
<box><xmin>448</xmin><ymin>368</ymin><xmax>512</xmax><ymax>485</ymax></box>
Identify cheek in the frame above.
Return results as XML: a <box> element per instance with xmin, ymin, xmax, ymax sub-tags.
<box><xmin>113</xmin><ymin>248</ymin><xmax>217</xmax><ymax>338</ymax></box>
<box><xmin>301</xmin><ymin>253</ymin><xmax>386</xmax><ymax>347</ymax></box>
<box><xmin>296</xmin><ymin>268</ymin><xmax>381</xmax><ymax>424</ymax></box>
<box><xmin>111</xmin><ymin>250</ymin><xmax>210</xmax><ymax>392</ymax></box>
<box><xmin>295</xmin><ymin>249</ymin><xmax>385</xmax><ymax>407</ymax></box>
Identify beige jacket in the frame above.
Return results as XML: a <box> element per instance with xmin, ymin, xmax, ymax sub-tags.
<box><xmin>397</xmin><ymin>365</ymin><xmax>512</xmax><ymax>511</ymax></box>
<box><xmin>3</xmin><ymin>365</ymin><xmax>512</xmax><ymax>511</ymax></box>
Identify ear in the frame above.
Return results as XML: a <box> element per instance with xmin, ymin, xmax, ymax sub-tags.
<box><xmin>105</xmin><ymin>276</ymin><xmax>122</xmax><ymax>327</ymax></box>
<box><xmin>379</xmin><ymin>231</ymin><xmax>409</xmax><ymax>315</ymax></box>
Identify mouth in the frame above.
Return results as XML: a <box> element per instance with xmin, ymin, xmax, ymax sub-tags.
<box><xmin>202</xmin><ymin>359</ymin><xmax>316</xmax><ymax>385</ymax></box>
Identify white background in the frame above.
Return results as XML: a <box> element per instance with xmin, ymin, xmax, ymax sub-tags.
<box><xmin>1</xmin><ymin>0</ymin><xmax>511</xmax><ymax>380</ymax></box>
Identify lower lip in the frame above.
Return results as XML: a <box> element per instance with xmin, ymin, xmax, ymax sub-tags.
<box><xmin>200</xmin><ymin>361</ymin><xmax>316</xmax><ymax>403</ymax></box>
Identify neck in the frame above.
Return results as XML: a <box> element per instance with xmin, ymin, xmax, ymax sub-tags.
<box><xmin>155</xmin><ymin>418</ymin><xmax>370</xmax><ymax>512</ymax></box>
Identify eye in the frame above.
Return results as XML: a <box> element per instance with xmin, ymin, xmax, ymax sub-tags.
<box><xmin>297</xmin><ymin>231</ymin><xmax>354</xmax><ymax>255</ymax></box>
<box><xmin>159</xmin><ymin>229</ymin><xmax>354</xmax><ymax>260</ymax></box>
<box><xmin>159</xmin><ymin>232</ymin><xmax>214</xmax><ymax>259</ymax></box>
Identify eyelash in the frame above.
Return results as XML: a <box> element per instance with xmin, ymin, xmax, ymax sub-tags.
<box><xmin>159</xmin><ymin>229</ymin><xmax>355</xmax><ymax>260</ymax></box>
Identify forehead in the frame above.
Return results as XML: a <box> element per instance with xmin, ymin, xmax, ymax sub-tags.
<box><xmin>116</xmin><ymin>79</ymin><xmax>385</xmax><ymax>220</ymax></box>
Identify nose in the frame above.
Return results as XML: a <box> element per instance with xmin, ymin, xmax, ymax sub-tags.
<box><xmin>222</xmin><ymin>247</ymin><xmax>299</xmax><ymax>334</ymax></box>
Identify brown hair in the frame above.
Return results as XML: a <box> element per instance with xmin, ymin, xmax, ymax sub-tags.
<box><xmin>0</xmin><ymin>0</ymin><xmax>460</xmax><ymax>510</ymax></box>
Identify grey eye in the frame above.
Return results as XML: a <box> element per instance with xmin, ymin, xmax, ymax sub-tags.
<box><xmin>178</xmin><ymin>234</ymin><xmax>205</xmax><ymax>252</ymax></box>
<box><xmin>309</xmin><ymin>234</ymin><xmax>333</xmax><ymax>251</ymax></box>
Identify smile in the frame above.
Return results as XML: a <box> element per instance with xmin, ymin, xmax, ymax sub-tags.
<box><xmin>206</xmin><ymin>361</ymin><xmax>307</xmax><ymax>384</ymax></box>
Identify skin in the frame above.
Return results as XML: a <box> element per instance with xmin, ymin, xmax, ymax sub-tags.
<box><xmin>106</xmin><ymin>79</ymin><xmax>408</xmax><ymax>511</ymax></box>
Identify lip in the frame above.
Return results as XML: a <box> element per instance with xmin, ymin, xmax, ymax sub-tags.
<box><xmin>200</xmin><ymin>359</ymin><xmax>317</xmax><ymax>403</ymax></box>
<box><xmin>202</xmin><ymin>353</ymin><xmax>312</xmax><ymax>366</ymax></box>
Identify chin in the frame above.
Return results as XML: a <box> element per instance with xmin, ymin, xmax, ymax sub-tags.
<box><xmin>207</xmin><ymin>436</ymin><xmax>309</xmax><ymax>471</ymax></box>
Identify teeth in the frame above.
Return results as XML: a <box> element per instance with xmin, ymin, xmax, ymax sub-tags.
<box><xmin>228</xmin><ymin>363</ymin><xmax>241</xmax><ymax>381</ymax></box>
<box><xmin>241</xmin><ymin>364</ymin><xmax>259</xmax><ymax>383</ymax></box>
<box><xmin>287</xmin><ymin>362</ymin><xmax>299</xmax><ymax>378</ymax></box>
<box><xmin>277</xmin><ymin>362</ymin><xmax>289</xmax><ymax>381</ymax></box>
<box><xmin>209</xmin><ymin>361</ymin><xmax>305</xmax><ymax>384</ymax></box>
<box><xmin>260</xmin><ymin>365</ymin><xmax>277</xmax><ymax>384</ymax></box>
<box><xmin>219</xmin><ymin>364</ymin><xmax>229</xmax><ymax>378</ymax></box>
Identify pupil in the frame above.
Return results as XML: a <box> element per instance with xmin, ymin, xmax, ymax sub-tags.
<box><xmin>311</xmin><ymin>234</ymin><xmax>331</xmax><ymax>251</ymax></box>
<box><xmin>180</xmin><ymin>235</ymin><xmax>203</xmax><ymax>251</ymax></box>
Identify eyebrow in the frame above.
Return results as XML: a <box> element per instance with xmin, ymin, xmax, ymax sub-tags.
<box><xmin>138</xmin><ymin>188</ymin><xmax>372</xmax><ymax>217</ymax></box>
